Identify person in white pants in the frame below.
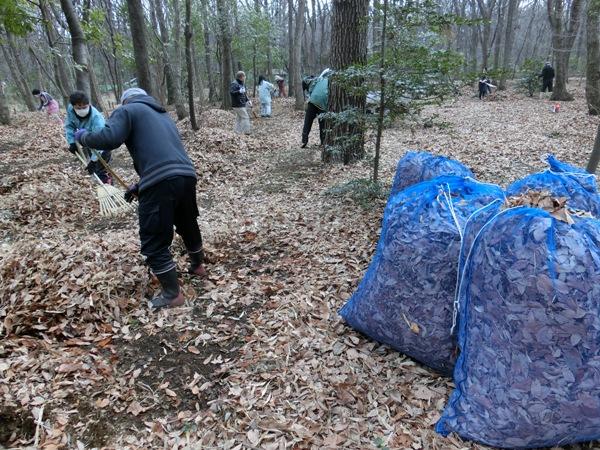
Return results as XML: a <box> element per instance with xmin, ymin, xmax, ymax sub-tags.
<box><xmin>230</xmin><ymin>71</ymin><xmax>252</xmax><ymax>134</ymax></box>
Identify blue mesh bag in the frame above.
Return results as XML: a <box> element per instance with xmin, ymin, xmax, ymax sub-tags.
<box><xmin>545</xmin><ymin>154</ymin><xmax>597</xmax><ymax>193</ymax></box>
<box><xmin>339</xmin><ymin>176</ymin><xmax>504</xmax><ymax>375</ymax></box>
<box><xmin>390</xmin><ymin>151</ymin><xmax>474</xmax><ymax>197</ymax></box>
<box><xmin>506</xmin><ymin>169</ymin><xmax>600</xmax><ymax>216</ymax></box>
<box><xmin>437</xmin><ymin>207</ymin><xmax>600</xmax><ymax>448</ymax></box>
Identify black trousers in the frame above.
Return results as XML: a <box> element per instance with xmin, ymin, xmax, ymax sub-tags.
<box><xmin>301</xmin><ymin>102</ymin><xmax>325</xmax><ymax>145</ymax></box>
<box><xmin>138</xmin><ymin>176</ymin><xmax>203</xmax><ymax>274</ymax></box>
<box><xmin>542</xmin><ymin>79</ymin><xmax>553</xmax><ymax>92</ymax></box>
<box><xmin>84</xmin><ymin>148</ymin><xmax>112</xmax><ymax>184</ymax></box>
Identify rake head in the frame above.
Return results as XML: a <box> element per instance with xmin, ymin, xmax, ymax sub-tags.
<box><xmin>96</xmin><ymin>184</ymin><xmax>134</xmax><ymax>217</ymax></box>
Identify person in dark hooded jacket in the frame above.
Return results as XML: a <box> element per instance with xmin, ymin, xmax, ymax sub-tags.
<box><xmin>74</xmin><ymin>87</ymin><xmax>206</xmax><ymax>310</ymax></box>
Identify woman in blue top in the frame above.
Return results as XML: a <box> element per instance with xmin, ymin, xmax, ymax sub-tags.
<box><xmin>64</xmin><ymin>91</ymin><xmax>112</xmax><ymax>184</ymax></box>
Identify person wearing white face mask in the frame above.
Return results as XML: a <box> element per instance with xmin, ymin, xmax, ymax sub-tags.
<box><xmin>64</xmin><ymin>91</ymin><xmax>113</xmax><ymax>184</ymax></box>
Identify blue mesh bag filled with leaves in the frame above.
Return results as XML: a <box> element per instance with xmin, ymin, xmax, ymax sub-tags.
<box><xmin>507</xmin><ymin>154</ymin><xmax>599</xmax><ymax>213</ymax></box>
<box><xmin>506</xmin><ymin>169</ymin><xmax>600</xmax><ymax>216</ymax></box>
<box><xmin>437</xmin><ymin>205</ymin><xmax>600</xmax><ymax>448</ymax></box>
<box><xmin>545</xmin><ymin>154</ymin><xmax>597</xmax><ymax>193</ymax></box>
<box><xmin>339</xmin><ymin>176</ymin><xmax>504</xmax><ymax>375</ymax></box>
<box><xmin>390</xmin><ymin>151</ymin><xmax>474</xmax><ymax>197</ymax></box>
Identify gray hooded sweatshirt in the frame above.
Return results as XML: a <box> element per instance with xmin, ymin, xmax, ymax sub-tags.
<box><xmin>80</xmin><ymin>95</ymin><xmax>197</xmax><ymax>192</ymax></box>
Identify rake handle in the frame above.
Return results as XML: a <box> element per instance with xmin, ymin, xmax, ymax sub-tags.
<box><xmin>89</xmin><ymin>148</ymin><xmax>130</xmax><ymax>190</ymax></box>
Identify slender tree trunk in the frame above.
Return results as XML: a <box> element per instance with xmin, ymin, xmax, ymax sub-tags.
<box><xmin>294</xmin><ymin>0</ymin><xmax>306</xmax><ymax>110</ymax></box>
<box><xmin>88</xmin><ymin>52</ymin><xmax>106</xmax><ymax>112</ymax></box>
<box><xmin>492</xmin><ymin>0</ymin><xmax>505</xmax><ymax>70</ymax></box>
<box><xmin>373</xmin><ymin>0</ymin><xmax>388</xmax><ymax>183</ymax></box>
<box><xmin>60</xmin><ymin>0</ymin><xmax>91</xmax><ymax>97</ymax></box>
<box><xmin>469</xmin><ymin>0</ymin><xmax>479</xmax><ymax>72</ymax></box>
<box><xmin>201</xmin><ymin>0</ymin><xmax>217</xmax><ymax>101</ymax></box>
<box><xmin>586</xmin><ymin>0</ymin><xmax>600</xmax><ymax>114</ymax></box>
<box><xmin>185</xmin><ymin>0</ymin><xmax>198</xmax><ymax>129</ymax></box>
<box><xmin>288</xmin><ymin>0</ymin><xmax>295</xmax><ymax>96</ymax></box>
<box><xmin>318</xmin><ymin>0</ymin><xmax>326</xmax><ymax>69</ymax></box>
<box><xmin>126</xmin><ymin>0</ymin><xmax>154</xmax><ymax>95</ymax></box>
<box><xmin>587</xmin><ymin>123</ymin><xmax>600</xmax><ymax>172</ymax></box>
<box><xmin>323</xmin><ymin>0</ymin><xmax>369</xmax><ymax>164</ymax></box>
<box><xmin>499</xmin><ymin>0</ymin><xmax>519</xmax><ymax>88</ymax></box>
<box><xmin>2</xmin><ymin>34</ymin><xmax>36</xmax><ymax>111</ymax></box>
<box><xmin>103</xmin><ymin>0</ymin><xmax>123</xmax><ymax>102</ymax></box>
<box><xmin>547</xmin><ymin>0</ymin><xmax>583</xmax><ymax>100</ymax></box>
<box><xmin>477</xmin><ymin>0</ymin><xmax>497</xmax><ymax>69</ymax></box>
<box><xmin>0</xmin><ymin>83</ymin><xmax>10</xmax><ymax>124</ymax></box>
<box><xmin>40</xmin><ymin>0</ymin><xmax>72</xmax><ymax>106</ymax></box>
<box><xmin>217</xmin><ymin>0</ymin><xmax>232</xmax><ymax>109</ymax></box>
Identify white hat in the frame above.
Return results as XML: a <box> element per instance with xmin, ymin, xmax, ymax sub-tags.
<box><xmin>120</xmin><ymin>87</ymin><xmax>147</xmax><ymax>103</ymax></box>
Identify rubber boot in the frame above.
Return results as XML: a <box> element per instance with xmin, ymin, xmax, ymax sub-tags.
<box><xmin>189</xmin><ymin>250</ymin><xmax>207</xmax><ymax>277</ymax></box>
<box><xmin>151</xmin><ymin>268</ymin><xmax>185</xmax><ymax>310</ymax></box>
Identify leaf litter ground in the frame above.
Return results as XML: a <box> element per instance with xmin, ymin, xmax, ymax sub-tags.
<box><xmin>1</xmin><ymin>85</ymin><xmax>600</xmax><ymax>450</ymax></box>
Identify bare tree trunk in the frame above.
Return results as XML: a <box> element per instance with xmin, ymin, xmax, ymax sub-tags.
<box><xmin>126</xmin><ymin>0</ymin><xmax>154</xmax><ymax>95</ymax></box>
<box><xmin>373</xmin><ymin>0</ymin><xmax>388</xmax><ymax>182</ymax></box>
<box><xmin>587</xmin><ymin>123</ymin><xmax>600</xmax><ymax>172</ymax></box>
<box><xmin>217</xmin><ymin>0</ymin><xmax>232</xmax><ymax>109</ymax></box>
<box><xmin>40</xmin><ymin>0</ymin><xmax>72</xmax><ymax>106</ymax></box>
<box><xmin>201</xmin><ymin>0</ymin><xmax>217</xmax><ymax>101</ymax></box>
<box><xmin>0</xmin><ymin>83</ymin><xmax>10</xmax><ymax>124</ymax></box>
<box><xmin>499</xmin><ymin>0</ymin><xmax>519</xmax><ymax>88</ymax></box>
<box><xmin>185</xmin><ymin>0</ymin><xmax>198</xmax><ymax>129</ymax></box>
<box><xmin>587</xmin><ymin>0</ymin><xmax>600</xmax><ymax>114</ymax></box>
<box><xmin>477</xmin><ymin>0</ymin><xmax>498</xmax><ymax>69</ymax></box>
<box><xmin>469</xmin><ymin>0</ymin><xmax>479</xmax><ymax>72</ymax></box>
<box><xmin>492</xmin><ymin>0</ymin><xmax>505</xmax><ymax>70</ymax></box>
<box><xmin>294</xmin><ymin>0</ymin><xmax>306</xmax><ymax>110</ymax></box>
<box><xmin>88</xmin><ymin>53</ymin><xmax>107</xmax><ymax>111</ymax></box>
<box><xmin>102</xmin><ymin>0</ymin><xmax>123</xmax><ymax>102</ymax></box>
<box><xmin>60</xmin><ymin>0</ymin><xmax>91</xmax><ymax>97</ymax></box>
<box><xmin>2</xmin><ymin>33</ymin><xmax>37</xmax><ymax>111</ymax></box>
<box><xmin>288</xmin><ymin>0</ymin><xmax>295</xmax><ymax>96</ymax></box>
<box><xmin>323</xmin><ymin>0</ymin><xmax>369</xmax><ymax>164</ymax></box>
<box><xmin>547</xmin><ymin>0</ymin><xmax>583</xmax><ymax>100</ymax></box>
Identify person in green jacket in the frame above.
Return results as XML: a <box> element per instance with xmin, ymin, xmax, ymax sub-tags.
<box><xmin>301</xmin><ymin>69</ymin><xmax>331</xmax><ymax>148</ymax></box>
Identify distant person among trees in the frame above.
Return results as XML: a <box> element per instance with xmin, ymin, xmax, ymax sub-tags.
<box><xmin>275</xmin><ymin>75</ymin><xmax>287</xmax><ymax>97</ymax></box>
<box><xmin>32</xmin><ymin>88</ymin><xmax>61</xmax><ymax>123</ymax></box>
<box><xmin>301</xmin><ymin>69</ymin><xmax>331</xmax><ymax>148</ymax></box>
<box><xmin>257</xmin><ymin>75</ymin><xmax>275</xmax><ymax>118</ymax></box>
<box><xmin>64</xmin><ymin>91</ymin><xmax>112</xmax><ymax>184</ymax></box>
<box><xmin>230</xmin><ymin>71</ymin><xmax>252</xmax><ymax>134</ymax></box>
<box><xmin>478</xmin><ymin>75</ymin><xmax>492</xmax><ymax>100</ymax></box>
<box><xmin>538</xmin><ymin>62</ymin><xmax>555</xmax><ymax>97</ymax></box>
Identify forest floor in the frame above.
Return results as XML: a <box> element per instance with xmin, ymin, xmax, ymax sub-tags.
<box><xmin>1</xmin><ymin>82</ymin><xmax>599</xmax><ymax>450</ymax></box>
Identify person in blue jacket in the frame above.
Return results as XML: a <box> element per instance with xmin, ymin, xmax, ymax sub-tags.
<box><xmin>64</xmin><ymin>91</ymin><xmax>112</xmax><ymax>184</ymax></box>
<box><xmin>74</xmin><ymin>88</ymin><xmax>206</xmax><ymax>311</ymax></box>
<box><xmin>257</xmin><ymin>75</ymin><xmax>275</xmax><ymax>118</ymax></box>
<box><xmin>301</xmin><ymin>69</ymin><xmax>331</xmax><ymax>148</ymax></box>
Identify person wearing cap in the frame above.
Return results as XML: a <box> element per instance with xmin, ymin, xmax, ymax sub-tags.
<box><xmin>538</xmin><ymin>62</ymin><xmax>555</xmax><ymax>98</ymax></box>
<box><xmin>230</xmin><ymin>71</ymin><xmax>252</xmax><ymax>134</ymax></box>
<box><xmin>32</xmin><ymin>88</ymin><xmax>62</xmax><ymax>123</ymax></box>
<box><xmin>74</xmin><ymin>87</ymin><xmax>207</xmax><ymax>310</ymax></box>
<box><xmin>64</xmin><ymin>91</ymin><xmax>112</xmax><ymax>184</ymax></box>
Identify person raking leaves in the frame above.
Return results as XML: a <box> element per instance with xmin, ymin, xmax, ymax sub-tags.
<box><xmin>74</xmin><ymin>87</ymin><xmax>207</xmax><ymax>310</ymax></box>
<box><xmin>64</xmin><ymin>91</ymin><xmax>113</xmax><ymax>184</ymax></box>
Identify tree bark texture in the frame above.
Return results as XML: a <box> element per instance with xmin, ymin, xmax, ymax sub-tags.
<box><xmin>499</xmin><ymin>0</ymin><xmax>519</xmax><ymax>88</ymax></box>
<box><xmin>0</xmin><ymin>85</ymin><xmax>10</xmax><ymax>125</ymax></box>
<box><xmin>217</xmin><ymin>0</ymin><xmax>232</xmax><ymax>109</ymax></box>
<box><xmin>40</xmin><ymin>0</ymin><xmax>72</xmax><ymax>107</ymax></box>
<box><xmin>60</xmin><ymin>0</ymin><xmax>91</xmax><ymax>97</ymax></box>
<box><xmin>294</xmin><ymin>0</ymin><xmax>306</xmax><ymax>110</ymax></box>
<box><xmin>547</xmin><ymin>0</ymin><xmax>583</xmax><ymax>100</ymax></box>
<box><xmin>287</xmin><ymin>0</ymin><xmax>295</xmax><ymax>96</ymax></box>
<box><xmin>185</xmin><ymin>0</ymin><xmax>198</xmax><ymax>129</ymax></box>
<box><xmin>323</xmin><ymin>0</ymin><xmax>369</xmax><ymax>164</ymax></box>
<box><xmin>126</xmin><ymin>0</ymin><xmax>154</xmax><ymax>95</ymax></box>
<box><xmin>201</xmin><ymin>0</ymin><xmax>217</xmax><ymax>101</ymax></box>
<box><xmin>477</xmin><ymin>0</ymin><xmax>497</xmax><ymax>69</ymax></box>
<box><xmin>492</xmin><ymin>0</ymin><xmax>505</xmax><ymax>70</ymax></box>
<box><xmin>587</xmin><ymin>123</ymin><xmax>600</xmax><ymax>172</ymax></box>
<box><xmin>586</xmin><ymin>0</ymin><xmax>600</xmax><ymax>114</ymax></box>
<box><xmin>2</xmin><ymin>33</ymin><xmax>36</xmax><ymax>111</ymax></box>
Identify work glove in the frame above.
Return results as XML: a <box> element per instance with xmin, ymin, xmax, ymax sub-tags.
<box><xmin>124</xmin><ymin>183</ymin><xmax>139</xmax><ymax>203</ymax></box>
<box><xmin>86</xmin><ymin>160</ymin><xmax>98</xmax><ymax>175</ymax></box>
<box><xmin>74</xmin><ymin>128</ymin><xmax>87</xmax><ymax>143</ymax></box>
<box><xmin>68</xmin><ymin>143</ymin><xmax>78</xmax><ymax>154</ymax></box>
